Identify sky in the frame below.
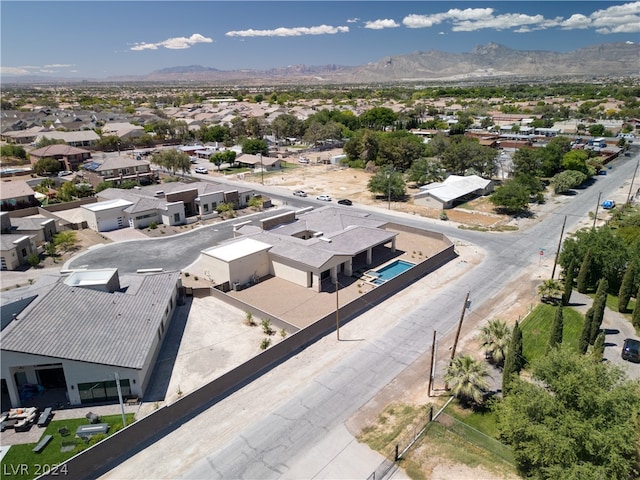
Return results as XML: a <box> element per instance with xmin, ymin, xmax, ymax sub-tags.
<box><xmin>1</xmin><ymin>1</ymin><xmax>639</xmax><ymax>79</ymax></box>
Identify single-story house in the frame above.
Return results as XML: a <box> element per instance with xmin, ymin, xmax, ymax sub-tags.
<box><xmin>1</xmin><ymin>269</ymin><xmax>182</xmax><ymax>407</ymax></box>
<box><xmin>0</xmin><ymin>180</ymin><xmax>39</xmax><ymax>211</ymax></box>
<box><xmin>2</xmin><ymin>214</ymin><xmax>57</xmax><ymax>246</ymax></box>
<box><xmin>0</xmin><ymin>233</ymin><xmax>36</xmax><ymax>270</ymax></box>
<box><xmin>234</xmin><ymin>154</ymin><xmax>284</xmax><ymax>171</ymax></box>
<box><xmin>101</xmin><ymin>122</ymin><xmax>145</xmax><ymax>139</ymax></box>
<box><xmin>414</xmin><ymin>174</ymin><xmax>494</xmax><ymax>209</ymax></box>
<box><xmin>200</xmin><ymin>207</ymin><xmax>398</xmax><ymax>292</ymax></box>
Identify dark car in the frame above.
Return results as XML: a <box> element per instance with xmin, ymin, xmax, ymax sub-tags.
<box><xmin>621</xmin><ymin>338</ymin><xmax>640</xmax><ymax>363</ymax></box>
<box><xmin>337</xmin><ymin>199</ymin><xmax>352</xmax><ymax>206</ymax></box>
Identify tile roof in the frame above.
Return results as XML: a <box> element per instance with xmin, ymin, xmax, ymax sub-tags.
<box><xmin>0</xmin><ymin>180</ymin><xmax>36</xmax><ymax>200</ymax></box>
<box><xmin>94</xmin><ymin>156</ymin><xmax>150</xmax><ymax>171</ymax></box>
<box><xmin>0</xmin><ymin>271</ymin><xmax>180</xmax><ymax>369</ymax></box>
<box><xmin>30</xmin><ymin>144</ymin><xmax>91</xmax><ymax>157</ymax></box>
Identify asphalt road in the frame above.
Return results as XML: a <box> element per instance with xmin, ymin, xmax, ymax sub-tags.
<box><xmin>82</xmin><ymin>150</ymin><xmax>639</xmax><ymax>479</ymax></box>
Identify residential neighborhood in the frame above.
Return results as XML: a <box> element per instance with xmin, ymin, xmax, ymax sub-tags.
<box><xmin>1</xmin><ymin>80</ymin><xmax>639</xmax><ymax>480</ymax></box>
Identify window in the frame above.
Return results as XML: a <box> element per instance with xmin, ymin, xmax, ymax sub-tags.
<box><xmin>174</xmin><ymin>213</ymin><xmax>180</xmax><ymax>222</ymax></box>
<box><xmin>212</xmin><ymin>202</ymin><xmax>217</xmax><ymax>209</ymax></box>
<box><xmin>78</xmin><ymin>379</ymin><xmax>131</xmax><ymax>404</ymax></box>
<box><xmin>21</xmin><ymin>248</ymin><xmax>27</xmax><ymax>257</ymax></box>
<box><xmin>203</xmin><ymin>204</ymin><xmax>209</xmax><ymax>213</ymax></box>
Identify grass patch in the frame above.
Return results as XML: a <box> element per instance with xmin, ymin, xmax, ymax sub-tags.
<box><xmin>587</xmin><ymin>291</ymin><xmax>636</xmax><ymax>319</ymax></box>
<box><xmin>520</xmin><ymin>303</ymin><xmax>584</xmax><ymax>365</ymax></box>
<box><xmin>1</xmin><ymin>413</ymin><xmax>134</xmax><ymax>480</ymax></box>
<box><xmin>445</xmin><ymin>402</ymin><xmax>500</xmax><ymax>439</ymax></box>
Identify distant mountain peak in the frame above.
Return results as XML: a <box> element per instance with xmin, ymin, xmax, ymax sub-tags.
<box><xmin>153</xmin><ymin>65</ymin><xmax>220</xmax><ymax>74</ymax></box>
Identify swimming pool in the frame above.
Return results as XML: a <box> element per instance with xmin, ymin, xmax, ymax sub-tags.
<box><xmin>368</xmin><ymin>260</ymin><xmax>415</xmax><ymax>285</ymax></box>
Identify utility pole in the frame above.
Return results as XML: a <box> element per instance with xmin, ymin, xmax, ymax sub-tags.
<box><xmin>335</xmin><ymin>276</ymin><xmax>340</xmax><ymax>341</ymax></box>
<box><xmin>592</xmin><ymin>191</ymin><xmax>601</xmax><ymax>230</ymax></box>
<box><xmin>428</xmin><ymin>330</ymin><xmax>437</xmax><ymax>397</ymax></box>
<box><xmin>114</xmin><ymin>372</ymin><xmax>127</xmax><ymax>428</ymax></box>
<box><xmin>450</xmin><ymin>291</ymin><xmax>470</xmax><ymax>361</ymax></box>
<box><xmin>627</xmin><ymin>159</ymin><xmax>639</xmax><ymax>205</ymax></box>
<box><xmin>551</xmin><ymin>215</ymin><xmax>567</xmax><ymax>280</ymax></box>
<box><xmin>259</xmin><ymin>153</ymin><xmax>264</xmax><ymax>185</ymax></box>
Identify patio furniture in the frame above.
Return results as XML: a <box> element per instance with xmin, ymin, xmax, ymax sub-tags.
<box><xmin>32</xmin><ymin>434</ymin><xmax>53</xmax><ymax>454</ymax></box>
<box><xmin>76</xmin><ymin>423</ymin><xmax>109</xmax><ymax>440</ymax></box>
<box><xmin>37</xmin><ymin>407</ymin><xmax>53</xmax><ymax>427</ymax></box>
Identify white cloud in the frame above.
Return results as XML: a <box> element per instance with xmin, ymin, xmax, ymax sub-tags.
<box><xmin>347</xmin><ymin>17</ymin><xmax>359</xmax><ymax>24</ymax></box>
<box><xmin>403</xmin><ymin>8</ymin><xmax>493</xmax><ymax>28</ymax></box>
<box><xmin>1</xmin><ymin>64</ymin><xmax>76</xmax><ymax>76</ymax></box>
<box><xmin>226</xmin><ymin>25</ymin><xmax>348</xmax><ymax>38</ymax></box>
<box><xmin>364</xmin><ymin>19</ymin><xmax>400</xmax><ymax>30</ymax></box>
<box><xmin>131</xmin><ymin>33</ymin><xmax>213</xmax><ymax>51</ymax></box>
<box><xmin>400</xmin><ymin>2</ymin><xmax>640</xmax><ymax>35</ymax></box>
<box><xmin>452</xmin><ymin>13</ymin><xmax>546</xmax><ymax>32</ymax></box>
<box><xmin>1</xmin><ymin>66</ymin><xmax>32</xmax><ymax>75</ymax></box>
<box><xmin>560</xmin><ymin>14</ymin><xmax>591</xmax><ymax>30</ymax></box>
<box><xmin>590</xmin><ymin>2</ymin><xmax>640</xmax><ymax>33</ymax></box>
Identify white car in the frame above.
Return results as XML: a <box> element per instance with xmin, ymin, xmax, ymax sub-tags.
<box><xmin>194</xmin><ymin>167</ymin><xmax>208</xmax><ymax>174</ymax></box>
<box><xmin>293</xmin><ymin>190</ymin><xmax>307</xmax><ymax>197</ymax></box>
<box><xmin>58</xmin><ymin>170</ymin><xmax>73</xmax><ymax>177</ymax></box>
<box><xmin>316</xmin><ymin>194</ymin><xmax>332</xmax><ymax>202</ymax></box>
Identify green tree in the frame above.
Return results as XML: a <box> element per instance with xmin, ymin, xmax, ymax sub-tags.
<box><xmin>210</xmin><ymin>150</ymin><xmax>236</xmax><ymax>171</ymax></box>
<box><xmin>27</xmin><ymin>252</ymin><xmax>41</xmax><ymax>267</ymax></box>
<box><xmin>444</xmin><ymin>354</ymin><xmax>491</xmax><ymax>407</ymax></box>
<box><xmin>489</xmin><ymin>180</ymin><xmax>530</xmax><ymax>214</ymax></box>
<box><xmin>502</xmin><ymin>320</ymin><xmax>523</xmax><ymax>395</ymax></box>
<box><xmin>561</xmin><ymin>149</ymin><xmax>590</xmax><ymax>175</ymax></box>
<box><xmin>549</xmin><ymin>170</ymin><xmax>587</xmax><ymax>194</ymax></box>
<box><xmin>440</xmin><ymin>136</ymin><xmax>498</xmax><ymax>177</ymax></box>
<box><xmin>579</xmin><ymin>307</ymin><xmax>594</xmax><ymax>354</ymax></box>
<box><xmin>618</xmin><ymin>263</ymin><xmax>635</xmax><ymax>313</ymax></box>
<box><xmin>34</xmin><ymin>157</ymin><xmax>62</xmax><ymax>175</ymax></box>
<box><xmin>241</xmin><ymin>138</ymin><xmax>268</xmax><ymax>156</ymax></box>
<box><xmin>270</xmin><ymin>113</ymin><xmax>304</xmax><ymax>140</ymax></box>
<box><xmin>576</xmin><ymin>249</ymin><xmax>592</xmax><ymax>294</ymax></box>
<box><xmin>406</xmin><ymin>158</ymin><xmax>444</xmax><ymax>186</ymax></box>
<box><xmin>592</xmin><ymin>331</ymin><xmax>605</xmax><ymax>362</ymax></box>
<box><xmin>359</xmin><ymin>107</ymin><xmax>397</xmax><ymax>130</ymax></box>
<box><xmin>588</xmin><ymin>123</ymin><xmax>606</xmax><ymax>136</ymax></box>
<box><xmin>57</xmin><ymin>181</ymin><xmax>78</xmax><ymax>202</ymax></box>
<box><xmin>478</xmin><ymin>319</ymin><xmax>511</xmax><ymax>366</ymax></box>
<box><xmin>632</xmin><ymin>301</ymin><xmax>640</xmax><ymax>330</ymax></box>
<box><xmin>497</xmin><ymin>347</ymin><xmax>640</xmax><ymax>480</ymax></box>
<box><xmin>562</xmin><ymin>260</ymin><xmax>576</xmax><ymax>306</ymax></box>
<box><xmin>151</xmin><ymin>149</ymin><xmax>191</xmax><ymax>175</ymax></box>
<box><xmin>537</xmin><ymin>279</ymin><xmax>562</xmax><ymax>304</ymax></box>
<box><xmin>590</xmin><ymin>278</ymin><xmax>608</xmax><ymax>344</ymax></box>
<box><xmin>53</xmin><ymin>231</ymin><xmax>78</xmax><ymax>254</ymax></box>
<box><xmin>367</xmin><ymin>168</ymin><xmax>406</xmax><ymax>200</ymax></box>
<box><xmin>547</xmin><ymin>306</ymin><xmax>564</xmax><ymax>351</ymax></box>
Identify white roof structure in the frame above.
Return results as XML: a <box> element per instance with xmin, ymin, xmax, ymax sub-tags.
<box><xmin>203</xmin><ymin>237</ymin><xmax>272</xmax><ymax>262</ymax></box>
<box><xmin>418</xmin><ymin>175</ymin><xmax>492</xmax><ymax>203</ymax></box>
<box><xmin>82</xmin><ymin>198</ymin><xmax>133</xmax><ymax>212</ymax></box>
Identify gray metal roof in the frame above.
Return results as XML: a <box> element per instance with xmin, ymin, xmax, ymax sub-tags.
<box><xmin>0</xmin><ymin>271</ymin><xmax>180</xmax><ymax>369</ymax></box>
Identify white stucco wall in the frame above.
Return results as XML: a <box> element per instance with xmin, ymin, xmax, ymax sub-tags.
<box><xmin>228</xmin><ymin>250</ymin><xmax>270</xmax><ymax>286</ymax></box>
<box><xmin>271</xmin><ymin>260</ymin><xmax>309</xmax><ymax>287</ymax></box>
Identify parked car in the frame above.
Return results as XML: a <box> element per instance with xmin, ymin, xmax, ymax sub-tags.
<box><xmin>194</xmin><ymin>167</ymin><xmax>208</xmax><ymax>174</ymax></box>
<box><xmin>298</xmin><ymin>157</ymin><xmax>309</xmax><ymax>164</ymax></box>
<box><xmin>316</xmin><ymin>194</ymin><xmax>332</xmax><ymax>202</ymax></box>
<box><xmin>601</xmin><ymin>199</ymin><xmax>615</xmax><ymax>209</ymax></box>
<box><xmin>293</xmin><ymin>190</ymin><xmax>307</xmax><ymax>197</ymax></box>
<box><xmin>621</xmin><ymin>338</ymin><xmax>640</xmax><ymax>363</ymax></box>
<box><xmin>337</xmin><ymin>199</ymin><xmax>352</xmax><ymax>206</ymax></box>
<box><xmin>58</xmin><ymin>170</ymin><xmax>73</xmax><ymax>177</ymax></box>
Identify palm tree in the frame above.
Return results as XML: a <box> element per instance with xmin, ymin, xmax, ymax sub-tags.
<box><xmin>537</xmin><ymin>279</ymin><xmax>562</xmax><ymax>304</ymax></box>
<box><xmin>479</xmin><ymin>319</ymin><xmax>512</xmax><ymax>366</ymax></box>
<box><xmin>445</xmin><ymin>355</ymin><xmax>491</xmax><ymax>407</ymax></box>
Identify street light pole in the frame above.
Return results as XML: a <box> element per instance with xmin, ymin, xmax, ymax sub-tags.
<box><xmin>386</xmin><ymin>170</ymin><xmax>391</xmax><ymax>210</ymax></box>
<box><xmin>335</xmin><ymin>276</ymin><xmax>340</xmax><ymax>341</ymax></box>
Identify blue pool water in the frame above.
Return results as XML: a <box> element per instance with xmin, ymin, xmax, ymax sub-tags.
<box><xmin>369</xmin><ymin>260</ymin><xmax>415</xmax><ymax>284</ymax></box>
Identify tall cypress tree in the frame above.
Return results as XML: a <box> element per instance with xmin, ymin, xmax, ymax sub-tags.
<box><xmin>592</xmin><ymin>331</ymin><xmax>605</xmax><ymax>362</ymax></box>
<box><xmin>548</xmin><ymin>306</ymin><xmax>564</xmax><ymax>351</ymax></box>
<box><xmin>618</xmin><ymin>263</ymin><xmax>635</xmax><ymax>313</ymax></box>
<box><xmin>512</xmin><ymin>320</ymin><xmax>524</xmax><ymax>372</ymax></box>
<box><xmin>632</xmin><ymin>301</ymin><xmax>640</xmax><ymax>330</ymax></box>
<box><xmin>502</xmin><ymin>320</ymin><xmax>523</xmax><ymax>395</ymax></box>
<box><xmin>576</xmin><ymin>250</ymin><xmax>592</xmax><ymax>294</ymax></box>
<box><xmin>579</xmin><ymin>307</ymin><xmax>594</xmax><ymax>354</ymax></box>
<box><xmin>562</xmin><ymin>260</ymin><xmax>576</xmax><ymax>306</ymax></box>
<box><xmin>590</xmin><ymin>278</ymin><xmax>608</xmax><ymax>344</ymax></box>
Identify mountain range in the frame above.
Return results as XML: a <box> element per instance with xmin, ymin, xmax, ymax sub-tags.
<box><xmin>5</xmin><ymin>42</ymin><xmax>640</xmax><ymax>85</ymax></box>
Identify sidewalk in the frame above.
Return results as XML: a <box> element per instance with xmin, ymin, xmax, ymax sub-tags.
<box><xmin>569</xmin><ymin>291</ymin><xmax>640</xmax><ymax>381</ymax></box>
